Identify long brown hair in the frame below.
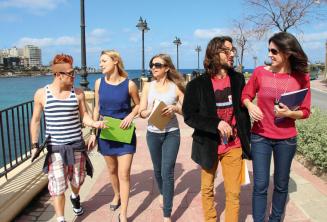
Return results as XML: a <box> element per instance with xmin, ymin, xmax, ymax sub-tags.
<box><xmin>100</xmin><ymin>50</ymin><xmax>128</xmax><ymax>77</ymax></box>
<box><xmin>203</xmin><ymin>36</ymin><xmax>233</xmax><ymax>76</ymax></box>
<box><xmin>269</xmin><ymin>32</ymin><xmax>308</xmax><ymax>74</ymax></box>
<box><xmin>149</xmin><ymin>54</ymin><xmax>185</xmax><ymax>93</ymax></box>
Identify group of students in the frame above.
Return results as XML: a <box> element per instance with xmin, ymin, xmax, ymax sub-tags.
<box><xmin>30</xmin><ymin>31</ymin><xmax>311</xmax><ymax>222</ymax></box>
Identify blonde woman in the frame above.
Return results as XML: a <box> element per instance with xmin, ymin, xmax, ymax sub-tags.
<box><xmin>139</xmin><ymin>54</ymin><xmax>184</xmax><ymax>222</ymax></box>
<box><xmin>88</xmin><ymin>50</ymin><xmax>140</xmax><ymax>222</ymax></box>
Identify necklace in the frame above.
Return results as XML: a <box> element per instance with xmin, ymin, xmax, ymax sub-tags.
<box><xmin>273</xmin><ymin>72</ymin><xmax>291</xmax><ymax>105</ymax></box>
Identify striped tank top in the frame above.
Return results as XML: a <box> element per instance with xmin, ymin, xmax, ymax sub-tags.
<box><xmin>44</xmin><ymin>85</ymin><xmax>82</xmax><ymax>145</ymax></box>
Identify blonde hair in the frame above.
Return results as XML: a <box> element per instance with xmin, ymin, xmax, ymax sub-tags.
<box><xmin>149</xmin><ymin>54</ymin><xmax>185</xmax><ymax>93</ymax></box>
<box><xmin>100</xmin><ymin>50</ymin><xmax>128</xmax><ymax>77</ymax></box>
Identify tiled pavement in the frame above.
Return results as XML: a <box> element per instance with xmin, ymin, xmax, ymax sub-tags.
<box><xmin>15</xmin><ymin>113</ymin><xmax>327</xmax><ymax>222</ymax></box>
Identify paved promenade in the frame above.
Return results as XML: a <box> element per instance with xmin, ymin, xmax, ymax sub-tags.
<box><xmin>15</xmin><ymin>113</ymin><xmax>327</xmax><ymax>222</ymax></box>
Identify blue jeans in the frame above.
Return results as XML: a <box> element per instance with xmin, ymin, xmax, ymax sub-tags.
<box><xmin>146</xmin><ymin>130</ymin><xmax>180</xmax><ymax>217</ymax></box>
<box><xmin>251</xmin><ymin>133</ymin><xmax>297</xmax><ymax>222</ymax></box>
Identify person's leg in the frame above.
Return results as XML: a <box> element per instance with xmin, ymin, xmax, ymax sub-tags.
<box><xmin>146</xmin><ymin>131</ymin><xmax>164</xmax><ymax>195</ymax></box>
<box><xmin>161</xmin><ymin>130</ymin><xmax>180</xmax><ymax>220</ymax></box>
<box><xmin>201</xmin><ymin>159</ymin><xmax>218</xmax><ymax>222</ymax></box>
<box><xmin>69</xmin><ymin>152</ymin><xmax>86</xmax><ymax>216</ymax></box>
<box><xmin>48</xmin><ymin>153</ymin><xmax>69</xmax><ymax>221</ymax></box>
<box><xmin>220</xmin><ymin>147</ymin><xmax>242</xmax><ymax>222</ymax></box>
<box><xmin>251</xmin><ymin>134</ymin><xmax>273</xmax><ymax>222</ymax></box>
<box><xmin>117</xmin><ymin>153</ymin><xmax>134</xmax><ymax>222</ymax></box>
<box><xmin>269</xmin><ymin>137</ymin><xmax>297</xmax><ymax>222</ymax></box>
<box><xmin>103</xmin><ymin>155</ymin><xmax>120</xmax><ymax>206</ymax></box>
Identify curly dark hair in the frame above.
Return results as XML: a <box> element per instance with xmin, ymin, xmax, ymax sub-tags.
<box><xmin>203</xmin><ymin>36</ymin><xmax>233</xmax><ymax>76</ymax></box>
<box><xmin>269</xmin><ymin>32</ymin><xmax>308</xmax><ymax>74</ymax></box>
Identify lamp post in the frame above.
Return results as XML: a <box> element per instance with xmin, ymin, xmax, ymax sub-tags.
<box><xmin>173</xmin><ymin>37</ymin><xmax>182</xmax><ymax>71</ymax></box>
<box><xmin>253</xmin><ymin>56</ymin><xmax>258</xmax><ymax>69</ymax></box>
<box><xmin>195</xmin><ymin>45</ymin><xmax>201</xmax><ymax>73</ymax></box>
<box><xmin>136</xmin><ymin>17</ymin><xmax>150</xmax><ymax>77</ymax></box>
<box><xmin>79</xmin><ymin>0</ymin><xmax>89</xmax><ymax>90</ymax></box>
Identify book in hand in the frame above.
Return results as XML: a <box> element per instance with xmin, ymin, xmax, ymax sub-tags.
<box><xmin>100</xmin><ymin>116</ymin><xmax>135</xmax><ymax>144</ymax></box>
<box><xmin>31</xmin><ymin>135</ymin><xmax>50</xmax><ymax>162</ymax></box>
<box><xmin>148</xmin><ymin>100</ymin><xmax>172</xmax><ymax>130</ymax></box>
<box><xmin>275</xmin><ymin>88</ymin><xmax>309</xmax><ymax>124</ymax></box>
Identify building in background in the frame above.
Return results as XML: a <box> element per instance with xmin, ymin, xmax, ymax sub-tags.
<box><xmin>0</xmin><ymin>45</ymin><xmax>42</xmax><ymax>70</ymax></box>
<box><xmin>24</xmin><ymin>45</ymin><xmax>41</xmax><ymax>68</ymax></box>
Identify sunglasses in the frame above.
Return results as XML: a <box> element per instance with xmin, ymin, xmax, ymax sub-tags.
<box><xmin>268</xmin><ymin>48</ymin><xmax>279</xmax><ymax>55</ymax></box>
<box><xmin>150</xmin><ymin>62</ymin><xmax>166</xmax><ymax>69</ymax></box>
<box><xmin>220</xmin><ymin>47</ymin><xmax>237</xmax><ymax>55</ymax></box>
<box><xmin>59</xmin><ymin>70</ymin><xmax>75</xmax><ymax>78</ymax></box>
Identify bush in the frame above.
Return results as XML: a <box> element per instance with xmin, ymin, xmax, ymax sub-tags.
<box><xmin>296</xmin><ymin>107</ymin><xmax>327</xmax><ymax>171</ymax></box>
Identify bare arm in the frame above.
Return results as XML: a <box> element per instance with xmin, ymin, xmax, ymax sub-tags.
<box><xmin>162</xmin><ymin>86</ymin><xmax>184</xmax><ymax>116</ymax></box>
<box><xmin>138</xmin><ymin>82</ymin><xmax>151</xmax><ymax>118</ymax></box>
<box><xmin>175</xmin><ymin>87</ymin><xmax>184</xmax><ymax>115</ymax></box>
<box><xmin>243</xmin><ymin>98</ymin><xmax>264</xmax><ymax>122</ymax></box>
<box><xmin>75</xmin><ymin>87</ymin><xmax>105</xmax><ymax>128</ymax></box>
<box><xmin>30</xmin><ymin>88</ymin><xmax>45</xmax><ymax>144</ymax></box>
<box><xmin>120</xmin><ymin>80</ymin><xmax>140</xmax><ymax>129</ymax></box>
<box><xmin>93</xmin><ymin>79</ymin><xmax>101</xmax><ymax>121</ymax></box>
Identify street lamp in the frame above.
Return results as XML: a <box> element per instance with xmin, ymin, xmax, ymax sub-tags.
<box><xmin>253</xmin><ymin>56</ymin><xmax>258</xmax><ymax>68</ymax></box>
<box><xmin>136</xmin><ymin>17</ymin><xmax>150</xmax><ymax>77</ymax></box>
<box><xmin>79</xmin><ymin>0</ymin><xmax>89</xmax><ymax>90</ymax></box>
<box><xmin>173</xmin><ymin>37</ymin><xmax>182</xmax><ymax>71</ymax></box>
<box><xmin>195</xmin><ymin>45</ymin><xmax>201</xmax><ymax>73</ymax></box>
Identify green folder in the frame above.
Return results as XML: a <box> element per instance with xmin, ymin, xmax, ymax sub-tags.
<box><xmin>100</xmin><ymin>116</ymin><xmax>135</xmax><ymax>144</ymax></box>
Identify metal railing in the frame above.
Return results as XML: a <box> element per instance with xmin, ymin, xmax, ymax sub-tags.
<box><xmin>0</xmin><ymin>100</ymin><xmax>45</xmax><ymax>179</ymax></box>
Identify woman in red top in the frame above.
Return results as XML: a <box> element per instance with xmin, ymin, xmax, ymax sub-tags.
<box><xmin>242</xmin><ymin>32</ymin><xmax>311</xmax><ymax>222</ymax></box>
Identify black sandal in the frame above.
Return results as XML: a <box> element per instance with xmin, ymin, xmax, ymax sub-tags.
<box><xmin>109</xmin><ymin>199</ymin><xmax>121</xmax><ymax>211</ymax></box>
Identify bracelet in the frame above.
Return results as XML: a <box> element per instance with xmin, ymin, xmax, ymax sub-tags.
<box><xmin>32</xmin><ymin>142</ymin><xmax>39</xmax><ymax>149</ymax></box>
<box><xmin>90</xmin><ymin>128</ymin><xmax>96</xmax><ymax>135</ymax></box>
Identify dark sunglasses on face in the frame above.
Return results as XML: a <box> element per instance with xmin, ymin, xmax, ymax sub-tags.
<box><xmin>59</xmin><ymin>70</ymin><xmax>75</xmax><ymax>77</ymax></box>
<box><xmin>150</xmin><ymin>62</ymin><xmax>166</xmax><ymax>69</ymax></box>
<box><xmin>268</xmin><ymin>48</ymin><xmax>279</xmax><ymax>55</ymax></box>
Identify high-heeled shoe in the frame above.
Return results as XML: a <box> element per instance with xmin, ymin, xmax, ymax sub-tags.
<box><xmin>109</xmin><ymin>199</ymin><xmax>121</xmax><ymax>211</ymax></box>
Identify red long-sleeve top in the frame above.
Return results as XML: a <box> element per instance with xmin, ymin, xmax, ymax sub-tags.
<box><xmin>241</xmin><ymin>66</ymin><xmax>311</xmax><ymax>139</ymax></box>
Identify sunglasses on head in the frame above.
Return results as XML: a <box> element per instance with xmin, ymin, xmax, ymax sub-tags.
<box><xmin>59</xmin><ymin>70</ymin><xmax>75</xmax><ymax>77</ymax></box>
<box><xmin>268</xmin><ymin>48</ymin><xmax>279</xmax><ymax>55</ymax></box>
<box><xmin>150</xmin><ymin>62</ymin><xmax>166</xmax><ymax>69</ymax></box>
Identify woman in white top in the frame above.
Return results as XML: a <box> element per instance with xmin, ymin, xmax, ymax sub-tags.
<box><xmin>139</xmin><ymin>54</ymin><xmax>184</xmax><ymax>222</ymax></box>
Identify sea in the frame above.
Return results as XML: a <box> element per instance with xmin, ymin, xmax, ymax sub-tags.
<box><xmin>0</xmin><ymin>68</ymin><xmax>253</xmax><ymax>110</ymax></box>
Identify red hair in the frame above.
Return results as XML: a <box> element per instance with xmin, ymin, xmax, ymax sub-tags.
<box><xmin>52</xmin><ymin>54</ymin><xmax>73</xmax><ymax>65</ymax></box>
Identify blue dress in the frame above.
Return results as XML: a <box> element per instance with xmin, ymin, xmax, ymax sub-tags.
<box><xmin>98</xmin><ymin>77</ymin><xmax>136</xmax><ymax>156</ymax></box>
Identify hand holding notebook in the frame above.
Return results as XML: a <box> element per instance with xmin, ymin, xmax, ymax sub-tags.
<box><xmin>274</xmin><ymin>88</ymin><xmax>308</xmax><ymax>124</ymax></box>
<box><xmin>148</xmin><ymin>100</ymin><xmax>173</xmax><ymax>130</ymax></box>
<box><xmin>100</xmin><ymin>116</ymin><xmax>135</xmax><ymax>144</ymax></box>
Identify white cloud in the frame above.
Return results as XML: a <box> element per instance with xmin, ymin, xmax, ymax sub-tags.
<box><xmin>0</xmin><ymin>13</ymin><xmax>19</xmax><ymax>22</ymax></box>
<box><xmin>15</xmin><ymin>36</ymin><xmax>79</xmax><ymax>47</ymax></box>
<box><xmin>159</xmin><ymin>42</ymin><xmax>171</xmax><ymax>47</ymax></box>
<box><xmin>88</xmin><ymin>28</ymin><xmax>110</xmax><ymax>45</ymax></box>
<box><xmin>299</xmin><ymin>31</ymin><xmax>327</xmax><ymax>42</ymax></box>
<box><xmin>0</xmin><ymin>0</ymin><xmax>66</xmax><ymax>12</ymax></box>
<box><xmin>129</xmin><ymin>33</ymin><xmax>139</xmax><ymax>43</ymax></box>
<box><xmin>194</xmin><ymin>28</ymin><xmax>232</xmax><ymax>39</ymax></box>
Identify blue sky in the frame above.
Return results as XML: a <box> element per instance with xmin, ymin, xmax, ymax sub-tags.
<box><xmin>1</xmin><ymin>0</ymin><xmax>326</xmax><ymax>70</ymax></box>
